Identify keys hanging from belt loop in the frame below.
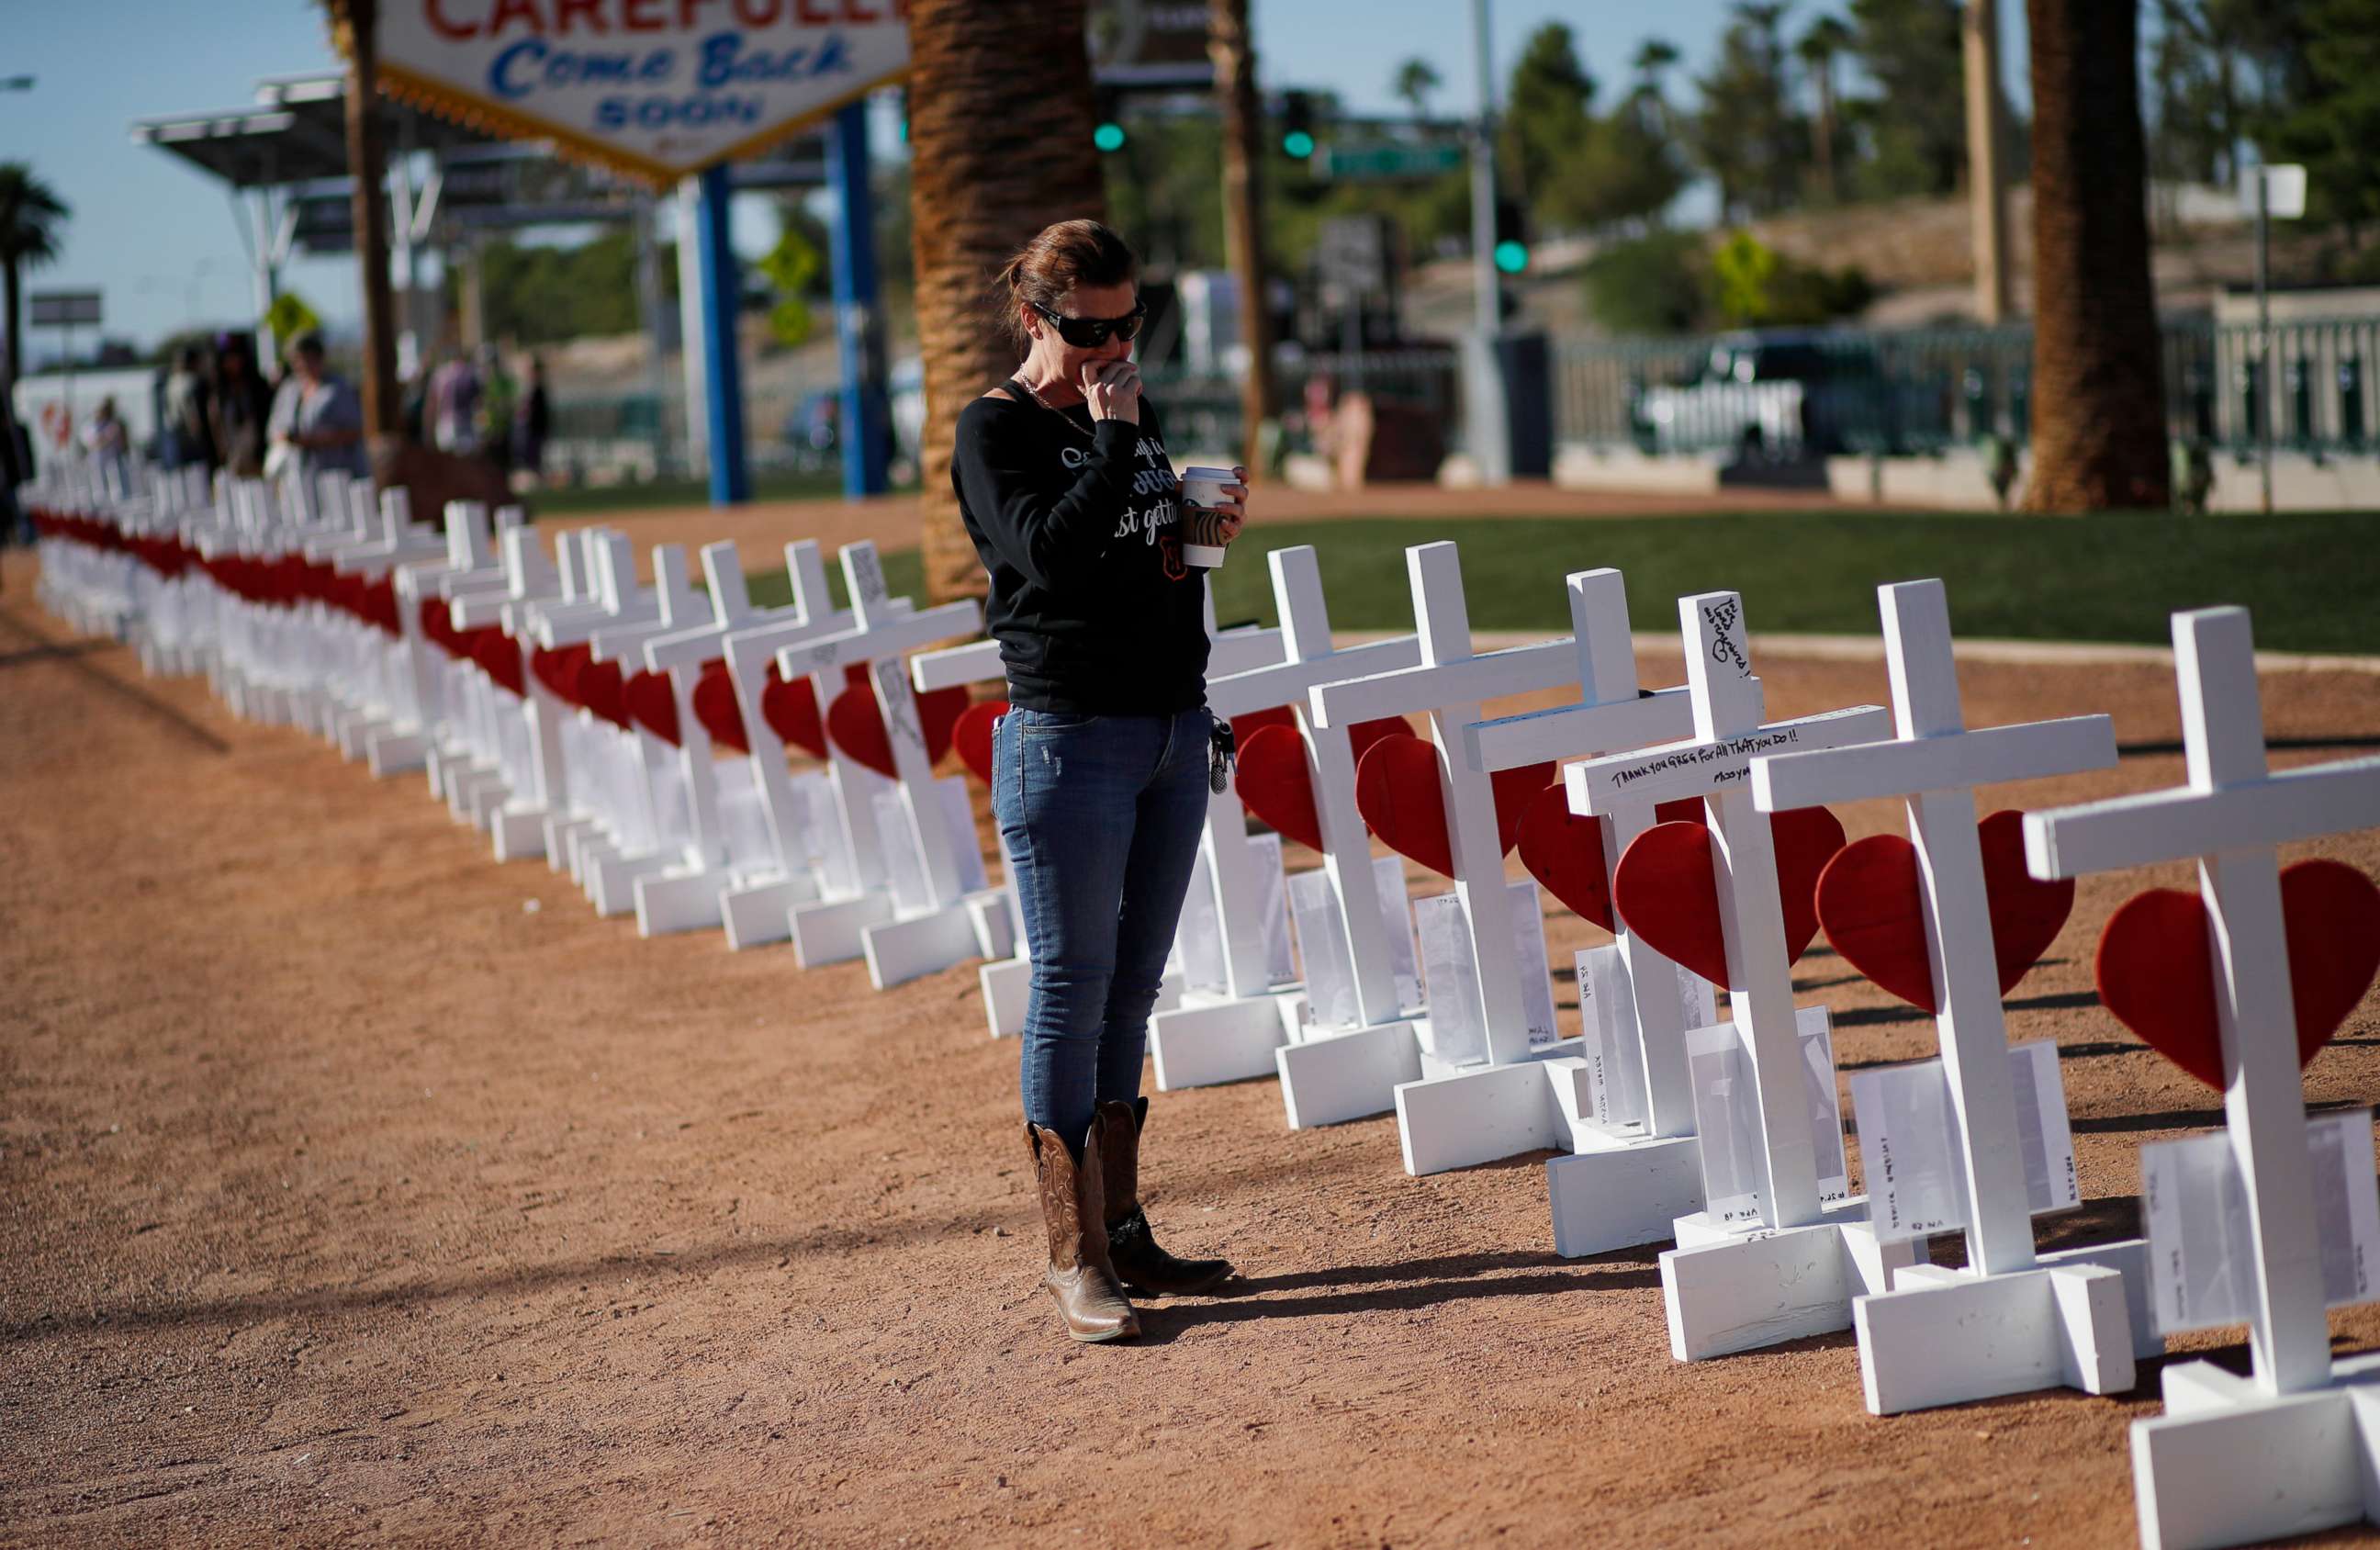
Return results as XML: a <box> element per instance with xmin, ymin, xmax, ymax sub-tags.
<box><xmin>1208</xmin><ymin>713</ymin><xmax>1237</xmax><ymax>795</ymax></box>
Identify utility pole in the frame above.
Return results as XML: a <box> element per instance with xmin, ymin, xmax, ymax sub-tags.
<box><xmin>1211</xmin><ymin>0</ymin><xmax>1276</xmax><ymax>471</ymax></box>
<box><xmin>336</xmin><ymin>0</ymin><xmax>401</xmax><ymax>439</ymax></box>
<box><xmin>1465</xmin><ymin>0</ymin><xmax>1510</xmax><ymax>483</ymax></box>
<box><xmin>1963</xmin><ymin>0</ymin><xmax>2012</xmax><ymax>325</ymax></box>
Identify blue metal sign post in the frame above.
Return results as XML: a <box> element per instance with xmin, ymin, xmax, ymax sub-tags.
<box><xmin>695</xmin><ymin>163</ymin><xmax>751</xmax><ymax>506</ymax></box>
<box><xmin>828</xmin><ymin>99</ymin><xmax>892</xmax><ymax>500</ymax></box>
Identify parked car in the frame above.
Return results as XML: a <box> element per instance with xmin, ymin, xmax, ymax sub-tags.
<box><xmin>1634</xmin><ymin>331</ymin><xmax>1949</xmax><ymax>460</ymax></box>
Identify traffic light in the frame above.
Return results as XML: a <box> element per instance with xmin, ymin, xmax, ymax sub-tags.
<box><xmin>1280</xmin><ymin>91</ymin><xmax>1316</xmax><ymax>160</ymax></box>
<box><xmin>1492</xmin><ymin>197</ymin><xmax>1530</xmax><ymax>275</ymax></box>
<box><xmin>1094</xmin><ymin>87</ymin><xmax>1126</xmax><ymax>153</ymax></box>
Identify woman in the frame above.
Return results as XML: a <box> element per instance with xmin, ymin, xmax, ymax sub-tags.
<box><xmin>208</xmin><ymin>335</ymin><xmax>275</xmax><ymax>478</ymax></box>
<box><xmin>266</xmin><ymin>334</ymin><xmax>367</xmax><ymax>482</ymax></box>
<box><xmin>953</xmin><ymin>219</ymin><xmax>1248</xmax><ymax>1343</ymax></box>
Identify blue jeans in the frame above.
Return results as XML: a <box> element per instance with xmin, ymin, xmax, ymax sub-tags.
<box><xmin>994</xmin><ymin>705</ymin><xmax>1213</xmax><ymax>1147</ymax></box>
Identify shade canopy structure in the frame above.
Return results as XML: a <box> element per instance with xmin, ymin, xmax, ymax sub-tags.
<box><xmin>132</xmin><ymin>72</ymin><xmax>830</xmax><ymax>362</ymax></box>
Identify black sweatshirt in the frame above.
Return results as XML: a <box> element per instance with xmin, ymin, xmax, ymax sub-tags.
<box><xmin>951</xmin><ymin>387</ymin><xmax>1210</xmax><ymax>715</ymax></box>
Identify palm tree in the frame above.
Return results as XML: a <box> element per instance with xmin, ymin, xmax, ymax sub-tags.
<box><xmin>1393</xmin><ymin>58</ymin><xmax>1443</xmax><ymax>123</ymax></box>
<box><xmin>2022</xmin><ymin>0</ymin><xmax>2170</xmax><ymax>511</ymax></box>
<box><xmin>906</xmin><ymin>0</ymin><xmax>1109</xmax><ymax>602</ymax></box>
<box><xmin>1796</xmin><ymin>15</ymin><xmax>1853</xmax><ymax>204</ymax></box>
<box><xmin>0</xmin><ymin>163</ymin><xmax>70</xmax><ymax>388</ymax></box>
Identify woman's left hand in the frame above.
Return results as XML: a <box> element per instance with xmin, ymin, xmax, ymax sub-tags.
<box><xmin>1208</xmin><ymin>465</ymin><xmax>1252</xmax><ymax>543</ymax></box>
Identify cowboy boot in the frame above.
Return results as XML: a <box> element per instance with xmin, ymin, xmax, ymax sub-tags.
<box><xmin>1024</xmin><ymin>1119</ymin><xmax>1140</xmax><ymax>1342</ymax></box>
<box><xmin>1096</xmin><ymin>1097</ymin><xmax>1234</xmax><ymax>1296</ymax></box>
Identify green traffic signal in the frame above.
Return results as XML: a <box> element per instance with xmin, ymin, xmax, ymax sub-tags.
<box><xmin>1493</xmin><ymin>239</ymin><xmax>1530</xmax><ymax>275</ymax></box>
<box><xmin>1282</xmin><ymin>129</ymin><xmax>1316</xmax><ymax>159</ymax></box>
<box><xmin>1094</xmin><ymin>121</ymin><xmax>1127</xmax><ymax>152</ymax></box>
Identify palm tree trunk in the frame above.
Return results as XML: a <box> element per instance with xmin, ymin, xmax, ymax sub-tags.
<box><xmin>2022</xmin><ymin>0</ymin><xmax>2169</xmax><ymax>512</ymax></box>
<box><xmin>906</xmin><ymin>0</ymin><xmax>1109</xmax><ymax>602</ymax></box>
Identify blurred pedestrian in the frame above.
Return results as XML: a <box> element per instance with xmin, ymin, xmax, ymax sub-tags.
<box><xmin>208</xmin><ymin>334</ymin><xmax>274</xmax><ymax>478</ymax></box>
<box><xmin>477</xmin><ymin>345</ymin><xmax>516</xmax><ymax>472</ymax></box>
<box><xmin>81</xmin><ymin>397</ymin><xmax>129</xmax><ymax>466</ymax></box>
<box><xmin>266</xmin><ymin>334</ymin><xmax>366</xmax><ymax>482</ymax></box>
<box><xmin>510</xmin><ymin>353</ymin><xmax>551</xmax><ymax>486</ymax></box>
<box><xmin>161</xmin><ymin>345</ymin><xmax>215</xmax><ymax>472</ymax></box>
<box><xmin>427</xmin><ymin>349</ymin><xmax>482</xmax><ymax>455</ymax></box>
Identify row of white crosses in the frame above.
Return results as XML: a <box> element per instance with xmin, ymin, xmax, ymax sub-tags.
<box><xmin>41</xmin><ymin>465</ymin><xmax>2380</xmax><ymax>1499</ymax></box>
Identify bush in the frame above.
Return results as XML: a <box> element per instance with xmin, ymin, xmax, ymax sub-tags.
<box><xmin>1582</xmin><ymin>230</ymin><xmax>1711</xmax><ymax>335</ymax></box>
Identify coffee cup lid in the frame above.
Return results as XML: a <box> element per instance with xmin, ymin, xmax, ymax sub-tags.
<box><xmin>1180</xmin><ymin>466</ymin><xmax>1236</xmax><ymax>483</ymax></box>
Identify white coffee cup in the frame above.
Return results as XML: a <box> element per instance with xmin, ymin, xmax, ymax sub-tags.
<box><xmin>1177</xmin><ymin>466</ymin><xmax>1237</xmax><ymax>568</ymax></box>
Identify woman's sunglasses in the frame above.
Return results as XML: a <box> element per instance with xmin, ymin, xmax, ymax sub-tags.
<box><xmin>1030</xmin><ymin>298</ymin><xmax>1146</xmax><ymax>348</ymax></box>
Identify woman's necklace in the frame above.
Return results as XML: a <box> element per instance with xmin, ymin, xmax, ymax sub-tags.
<box><xmin>1019</xmin><ymin>376</ymin><xmax>1095</xmax><ymax>444</ymax></box>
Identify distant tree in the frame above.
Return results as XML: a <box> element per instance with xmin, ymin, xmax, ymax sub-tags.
<box><xmin>2024</xmin><ymin>0</ymin><xmax>2169</xmax><ymax>511</ymax></box>
<box><xmin>2262</xmin><ymin>0</ymin><xmax>2380</xmax><ymax>239</ymax></box>
<box><xmin>1632</xmin><ymin>38</ymin><xmax>1682</xmax><ymax>96</ymax></box>
<box><xmin>2148</xmin><ymin>0</ymin><xmax>2251</xmax><ymax>186</ymax></box>
<box><xmin>1797</xmin><ymin>15</ymin><xmax>1855</xmax><ymax>203</ymax></box>
<box><xmin>1556</xmin><ymin>101</ymin><xmax>1691</xmax><ymax>229</ymax></box>
<box><xmin>0</xmin><ymin>163</ymin><xmax>70</xmax><ymax>388</ymax></box>
<box><xmin>1501</xmin><ymin>22</ymin><xmax>1597</xmax><ymax>208</ymax></box>
<box><xmin>1690</xmin><ymin>4</ymin><xmax>1808</xmax><ymax>220</ymax></box>
<box><xmin>1844</xmin><ymin>0</ymin><xmax>1967</xmax><ymax>199</ymax></box>
<box><xmin>478</xmin><ymin>232</ymin><xmax>646</xmax><ymax>345</ymax></box>
<box><xmin>1393</xmin><ymin>58</ymin><xmax>1443</xmax><ymax>121</ymax></box>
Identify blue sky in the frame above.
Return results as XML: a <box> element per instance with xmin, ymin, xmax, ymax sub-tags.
<box><xmin>3</xmin><ymin>0</ymin><xmax>2030</xmax><ymax>354</ymax></box>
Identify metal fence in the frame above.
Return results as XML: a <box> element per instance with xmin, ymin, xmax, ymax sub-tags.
<box><xmin>1554</xmin><ymin>316</ymin><xmax>2380</xmax><ymax>460</ymax></box>
<box><xmin>1144</xmin><ymin>347</ymin><xmax>1465</xmax><ymax>460</ymax></box>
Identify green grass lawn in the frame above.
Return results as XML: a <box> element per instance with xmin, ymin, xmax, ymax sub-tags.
<box><xmin>533</xmin><ymin>469</ymin><xmax>845</xmax><ymax>516</ymax></box>
<box><xmin>742</xmin><ymin>510</ymin><xmax>2380</xmax><ymax>655</ymax></box>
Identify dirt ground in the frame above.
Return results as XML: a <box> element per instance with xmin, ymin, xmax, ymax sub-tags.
<box><xmin>4</xmin><ymin>545</ymin><xmax>2379</xmax><ymax>1549</ymax></box>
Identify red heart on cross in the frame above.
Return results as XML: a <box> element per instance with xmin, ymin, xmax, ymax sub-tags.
<box><xmin>531</xmin><ymin>644</ymin><xmax>590</xmax><ymax>705</ymax></box>
<box><xmin>760</xmin><ymin>668</ymin><xmax>829</xmax><ymax>759</ymax></box>
<box><xmin>474</xmin><ymin>629</ymin><xmax>526</xmax><ymax>697</ymax></box>
<box><xmin>623</xmin><ymin>668</ymin><xmax>680</xmax><ymax>747</ymax></box>
<box><xmin>952</xmin><ymin>699</ymin><xmax>1009</xmax><ymax>785</ymax></box>
<box><xmin>1516</xmin><ymin>785</ymin><xmax>1617</xmax><ymax>931</ymax></box>
<box><xmin>1353</xmin><ymin>732</ymin><xmax>1553</xmax><ymax>879</ymax></box>
<box><xmin>1229</xmin><ymin>703</ymin><xmax>1297</xmax><ymax>746</ymax></box>
<box><xmin>1611</xmin><ymin>805</ymin><xmax>1848</xmax><ymax>987</ymax></box>
<box><xmin>1231</xmin><ymin>715</ymin><xmax>1413</xmax><ymax>854</ymax></box>
<box><xmin>691</xmin><ymin>659</ymin><xmax>747</xmax><ymax>754</ymax></box>
<box><xmin>575</xmin><ymin>657</ymin><xmax>627</xmax><ymax>729</ymax></box>
<box><xmin>1815</xmin><ymin>809</ymin><xmax>2078</xmax><ymax>1013</ymax></box>
<box><xmin>824</xmin><ymin>680</ymin><xmax>971</xmax><ymax>780</ymax></box>
<box><xmin>2095</xmin><ymin>859</ymin><xmax>2380</xmax><ymax>1091</ymax></box>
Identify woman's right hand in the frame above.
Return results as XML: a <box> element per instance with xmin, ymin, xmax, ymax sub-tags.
<box><xmin>1080</xmin><ymin>360</ymin><xmax>1142</xmax><ymax>424</ymax></box>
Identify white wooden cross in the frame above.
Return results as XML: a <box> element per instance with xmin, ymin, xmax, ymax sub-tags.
<box><xmin>1148</xmin><ymin>549</ymin><xmax>1396</xmax><ymax>1093</ymax></box>
<box><xmin>374</xmin><ymin>500</ymin><xmax>505</xmax><ymax>777</ymax></box>
<box><xmin>443</xmin><ymin>522</ymin><xmax>564</xmax><ymax>834</ymax></box>
<box><xmin>709</xmin><ymin>539</ymin><xmax>883</xmax><ymax>950</ymax></box>
<box><xmin>773</xmin><ymin>541</ymin><xmax>986</xmax><ymax>987</ymax></box>
<box><xmin>1565</xmin><ymin>590</ymin><xmax>1908</xmax><ymax>1362</ymax></box>
<box><xmin>2025</xmin><ymin>605</ymin><xmax>2380</xmax><ymax>1550</ymax></box>
<box><xmin>632</xmin><ymin>538</ymin><xmax>783</xmax><ymax>937</ymax></box>
<box><xmin>1750</xmin><ymin>578</ymin><xmax>2150</xmax><ymax>1413</ymax></box>
<box><xmin>1307</xmin><ymin>541</ymin><xmax>1610</xmax><ymax>1174</ymax></box>
<box><xmin>569</xmin><ymin>545</ymin><xmax>720</xmax><ymax>916</ymax></box>
<box><xmin>1456</xmin><ymin>567</ymin><xmax>1702</xmax><ymax>1247</ymax></box>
